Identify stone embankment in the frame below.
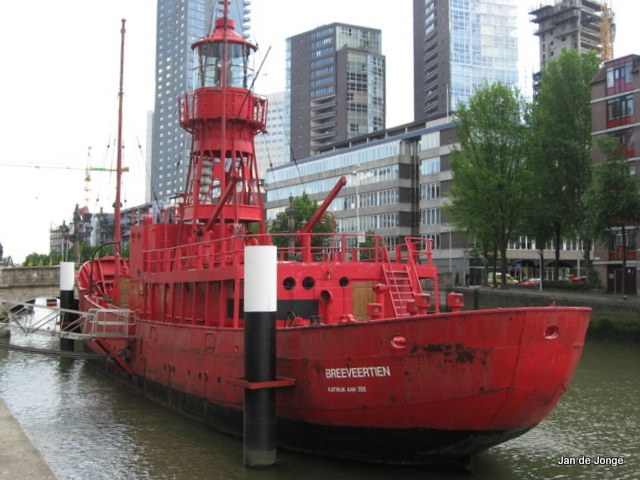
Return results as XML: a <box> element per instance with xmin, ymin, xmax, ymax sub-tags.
<box><xmin>454</xmin><ymin>286</ymin><xmax>640</xmax><ymax>336</ymax></box>
<box><xmin>0</xmin><ymin>397</ymin><xmax>58</xmax><ymax>479</ymax></box>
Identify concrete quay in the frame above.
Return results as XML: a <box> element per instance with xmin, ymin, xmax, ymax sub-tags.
<box><xmin>0</xmin><ymin>397</ymin><xmax>57</xmax><ymax>479</ymax></box>
<box><xmin>455</xmin><ymin>286</ymin><xmax>640</xmax><ymax>335</ymax></box>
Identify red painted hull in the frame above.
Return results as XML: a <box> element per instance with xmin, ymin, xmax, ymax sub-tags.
<box><xmin>81</xmin><ymin>299</ymin><xmax>589</xmax><ymax>465</ymax></box>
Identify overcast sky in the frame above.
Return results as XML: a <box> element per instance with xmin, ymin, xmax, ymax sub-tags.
<box><xmin>0</xmin><ymin>1</ymin><xmax>636</xmax><ymax>263</ymax></box>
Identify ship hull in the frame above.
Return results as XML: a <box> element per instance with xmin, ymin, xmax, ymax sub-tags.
<box><xmin>83</xmin><ymin>305</ymin><xmax>589</xmax><ymax>466</ymax></box>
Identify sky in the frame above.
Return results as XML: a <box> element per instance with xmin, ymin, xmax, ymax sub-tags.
<box><xmin>0</xmin><ymin>1</ymin><xmax>637</xmax><ymax>264</ymax></box>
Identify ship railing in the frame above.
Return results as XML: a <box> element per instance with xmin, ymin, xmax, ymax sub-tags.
<box><xmin>141</xmin><ymin>232</ymin><xmax>437</xmax><ymax>272</ymax></box>
<box><xmin>84</xmin><ymin>308</ymin><xmax>135</xmax><ymax>339</ymax></box>
<box><xmin>143</xmin><ymin>234</ymin><xmax>248</xmax><ymax>272</ymax></box>
<box><xmin>269</xmin><ymin>232</ymin><xmax>389</xmax><ymax>263</ymax></box>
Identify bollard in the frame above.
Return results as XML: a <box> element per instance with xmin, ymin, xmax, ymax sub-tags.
<box><xmin>59</xmin><ymin>262</ymin><xmax>77</xmax><ymax>352</ymax></box>
<box><xmin>243</xmin><ymin>245</ymin><xmax>277</xmax><ymax>467</ymax></box>
<box><xmin>447</xmin><ymin>292</ymin><xmax>464</xmax><ymax>313</ymax></box>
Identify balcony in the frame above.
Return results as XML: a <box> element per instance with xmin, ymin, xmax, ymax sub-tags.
<box><xmin>609</xmin><ymin>248</ymin><xmax>638</xmax><ymax>261</ymax></box>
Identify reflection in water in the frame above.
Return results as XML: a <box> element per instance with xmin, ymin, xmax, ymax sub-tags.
<box><xmin>1</xmin><ymin>327</ymin><xmax>638</xmax><ymax>480</ymax></box>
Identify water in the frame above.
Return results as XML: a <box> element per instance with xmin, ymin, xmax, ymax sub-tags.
<box><xmin>1</xmin><ymin>312</ymin><xmax>638</xmax><ymax>479</ymax></box>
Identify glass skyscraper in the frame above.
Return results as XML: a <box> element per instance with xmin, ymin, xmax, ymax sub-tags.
<box><xmin>151</xmin><ymin>0</ymin><xmax>250</xmax><ymax>201</ymax></box>
<box><xmin>413</xmin><ymin>0</ymin><xmax>518</xmax><ymax>122</ymax></box>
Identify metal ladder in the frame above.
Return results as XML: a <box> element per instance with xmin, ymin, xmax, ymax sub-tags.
<box><xmin>383</xmin><ymin>264</ymin><xmax>414</xmax><ymax>317</ymax></box>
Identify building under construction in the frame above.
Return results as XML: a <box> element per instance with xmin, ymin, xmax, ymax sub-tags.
<box><xmin>530</xmin><ymin>0</ymin><xmax>615</xmax><ymax>68</ymax></box>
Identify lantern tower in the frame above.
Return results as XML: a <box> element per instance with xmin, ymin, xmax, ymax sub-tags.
<box><xmin>179</xmin><ymin>2</ymin><xmax>267</xmax><ymax>237</ymax></box>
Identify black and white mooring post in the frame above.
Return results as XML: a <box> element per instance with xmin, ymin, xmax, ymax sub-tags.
<box><xmin>59</xmin><ymin>261</ymin><xmax>78</xmax><ymax>352</ymax></box>
<box><xmin>243</xmin><ymin>245</ymin><xmax>277</xmax><ymax>467</ymax></box>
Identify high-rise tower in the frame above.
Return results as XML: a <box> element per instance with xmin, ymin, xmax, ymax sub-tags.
<box><xmin>530</xmin><ymin>0</ymin><xmax>615</xmax><ymax>69</ymax></box>
<box><xmin>287</xmin><ymin>23</ymin><xmax>386</xmax><ymax>161</ymax></box>
<box><xmin>412</xmin><ymin>0</ymin><xmax>519</xmax><ymax>123</ymax></box>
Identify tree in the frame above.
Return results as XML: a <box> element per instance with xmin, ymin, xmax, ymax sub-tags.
<box><xmin>584</xmin><ymin>137</ymin><xmax>640</xmax><ymax>294</ymax></box>
<box><xmin>24</xmin><ymin>252</ymin><xmax>54</xmax><ymax>266</ymax></box>
<box><xmin>268</xmin><ymin>192</ymin><xmax>336</xmax><ymax>251</ymax></box>
<box><xmin>447</xmin><ymin>83</ymin><xmax>530</xmax><ymax>287</ymax></box>
<box><xmin>528</xmin><ymin>50</ymin><xmax>600</xmax><ymax>279</ymax></box>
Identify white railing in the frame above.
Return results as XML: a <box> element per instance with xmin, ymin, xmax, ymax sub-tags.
<box><xmin>0</xmin><ymin>299</ymin><xmax>135</xmax><ymax>340</ymax></box>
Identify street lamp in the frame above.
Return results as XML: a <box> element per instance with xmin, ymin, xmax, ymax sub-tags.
<box><xmin>286</xmin><ymin>194</ymin><xmax>295</xmax><ymax>259</ymax></box>
<box><xmin>351</xmin><ymin>169</ymin><xmax>360</xmax><ymax>239</ymax></box>
<box><xmin>442</xmin><ymin>223</ymin><xmax>454</xmax><ymax>287</ymax></box>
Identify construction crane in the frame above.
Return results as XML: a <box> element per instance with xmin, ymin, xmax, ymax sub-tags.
<box><xmin>1</xmin><ymin>160</ymin><xmax>129</xmax><ymax>206</ymax></box>
<box><xmin>0</xmin><ymin>162</ymin><xmax>129</xmax><ymax>172</ymax></box>
<box><xmin>0</xmin><ymin>163</ymin><xmax>128</xmax><ymax>173</ymax></box>
<box><xmin>601</xmin><ymin>1</ymin><xmax>615</xmax><ymax>61</ymax></box>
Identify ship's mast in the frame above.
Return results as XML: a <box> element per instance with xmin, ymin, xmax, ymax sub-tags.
<box><xmin>113</xmin><ymin>18</ymin><xmax>126</xmax><ymax>256</ymax></box>
<box><xmin>179</xmin><ymin>1</ymin><xmax>267</xmax><ymax>237</ymax></box>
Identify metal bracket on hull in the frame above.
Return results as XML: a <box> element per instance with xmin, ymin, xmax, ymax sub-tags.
<box><xmin>229</xmin><ymin>376</ymin><xmax>296</xmax><ymax>390</ymax></box>
<box><xmin>91</xmin><ymin>338</ymin><xmax>134</xmax><ymax>375</ymax></box>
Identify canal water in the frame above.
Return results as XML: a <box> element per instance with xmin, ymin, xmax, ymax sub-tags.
<box><xmin>0</xmin><ymin>312</ymin><xmax>638</xmax><ymax>479</ymax></box>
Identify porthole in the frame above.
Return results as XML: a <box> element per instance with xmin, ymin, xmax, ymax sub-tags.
<box><xmin>302</xmin><ymin>276</ymin><xmax>315</xmax><ymax>289</ymax></box>
<box><xmin>283</xmin><ymin>277</ymin><xmax>296</xmax><ymax>290</ymax></box>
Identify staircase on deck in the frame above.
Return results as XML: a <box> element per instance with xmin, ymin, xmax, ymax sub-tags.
<box><xmin>382</xmin><ymin>237</ymin><xmax>431</xmax><ymax>317</ymax></box>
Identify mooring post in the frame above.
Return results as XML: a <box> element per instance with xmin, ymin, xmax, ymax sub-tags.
<box><xmin>243</xmin><ymin>245</ymin><xmax>277</xmax><ymax>467</ymax></box>
<box><xmin>59</xmin><ymin>262</ymin><xmax>77</xmax><ymax>352</ymax></box>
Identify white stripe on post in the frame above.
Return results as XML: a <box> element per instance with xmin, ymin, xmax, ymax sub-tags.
<box><xmin>60</xmin><ymin>262</ymin><xmax>75</xmax><ymax>292</ymax></box>
<box><xmin>244</xmin><ymin>246</ymin><xmax>277</xmax><ymax>312</ymax></box>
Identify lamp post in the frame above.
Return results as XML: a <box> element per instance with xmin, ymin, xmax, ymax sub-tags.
<box><xmin>442</xmin><ymin>223</ymin><xmax>454</xmax><ymax>287</ymax></box>
<box><xmin>351</xmin><ymin>169</ymin><xmax>360</xmax><ymax>241</ymax></box>
<box><xmin>286</xmin><ymin>194</ymin><xmax>295</xmax><ymax>259</ymax></box>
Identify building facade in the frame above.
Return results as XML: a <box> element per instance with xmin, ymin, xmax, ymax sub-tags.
<box><xmin>254</xmin><ymin>91</ymin><xmax>290</xmax><ymax>179</ymax></box>
<box><xmin>590</xmin><ymin>54</ymin><xmax>640</xmax><ymax>294</ymax></box>
<box><xmin>287</xmin><ymin>23</ymin><xmax>386</xmax><ymax>161</ymax></box>
<box><xmin>264</xmin><ymin>118</ymin><xmax>585</xmax><ymax>287</ymax></box>
<box><xmin>151</xmin><ymin>0</ymin><xmax>251</xmax><ymax>201</ymax></box>
<box><xmin>412</xmin><ymin>0</ymin><xmax>519</xmax><ymax>123</ymax></box>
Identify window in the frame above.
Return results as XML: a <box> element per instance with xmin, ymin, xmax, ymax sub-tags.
<box><xmin>420</xmin><ymin>182</ymin><xmax>440</xmax><ymax>200</ymax></box>
<box><xmin>420</xmin><ymin>208</ymin><xmax>441</xmax><ymax>226</ymax></box>
<box><xmin>420</xmin><ymin>157</ymin><xmax>441</xmax><ymax>175</ymax></box>
<box><xmin>607</xmin><ymin>95</ymin><xmax>634</xmax><ymax>127</ymax></box>
<box><xmin>606</xmin><ymin>59</ymin><xmax>634</xmax><ymax>94</ymax></box>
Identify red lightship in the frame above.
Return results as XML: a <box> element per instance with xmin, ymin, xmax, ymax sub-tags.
<box><xmin>76</xmin><ymin>4</ymin><xmax>590</xmax><ymax>468</ymax></box>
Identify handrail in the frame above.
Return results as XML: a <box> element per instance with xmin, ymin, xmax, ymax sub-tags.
<box><xmin>0</xmin><ymin>299</ymin><xmax>135</xmax><ymax>340</ymax></box>
<box><xmin>142</xmin><ymin>232</ymin><xmax>399</xmax><ymax>272</ymax></box>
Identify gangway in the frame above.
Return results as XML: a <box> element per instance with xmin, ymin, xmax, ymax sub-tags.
<box><xmin>0</xmin><ymin>299</ymin><xmax>135</xmax><ymax>341</ymax></box>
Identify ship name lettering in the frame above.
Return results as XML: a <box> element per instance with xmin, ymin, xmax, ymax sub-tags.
<box><xmin>325</xmin><ymin>365</ymin><xmax>391</xmax><ymax>379</ymax></box>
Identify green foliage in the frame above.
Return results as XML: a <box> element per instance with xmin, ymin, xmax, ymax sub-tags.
<box><xmin>584</xmin><ymin>136</ymin><xmax>640</xmax><ymax>243</ymax></box>
<box><xmin>268</xmin><ymin>192</ymin><xmax>336</xmax><ymax>249</ymax></box>
<box><xmin>358</xmin><ymin>230</ymin><xmax>377</xmax><ymax>260</ymax></box>
<box><xmin>447</xmin><ymin>82</ymin><xmax>530</xmax><ymax>285</ymax></box>
<box><xmin>527</xmin><ymin>50</ymin><xmax>601</xmax><ymax>276</ymax></box>
<box><xmin>24</xmin><ymin>252</ymin><xmax>54</xmax><ymax>266</ymax></box>
<box><xmin>584</xmin><ymin>136</ymin><xmax>640</xmax><ymax>295</ymax></box>
<box><xmin>22</xmin><ymin>242</ymin><xmax>115</xmax><ymax>266</ymax></box>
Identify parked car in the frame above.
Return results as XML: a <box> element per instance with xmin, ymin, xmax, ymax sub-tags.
<box><xmin>485</xmin><ymin>272</ymin><xmax>519</xmax><ymax>285</ymax></box>
<box><xmin>521</xmin><ymin>278</ymin><xmax>541</xmax><ymax>286</ymax></box>
<box><xmin>567</xmin><ymin>274</ymin><xmax>586</xmax><ymax>283</ymax></box>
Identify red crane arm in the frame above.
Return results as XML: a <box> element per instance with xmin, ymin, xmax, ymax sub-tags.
<box><xmin>297</xmin><ymin>176</ymin><xmax>347</xmax><ymax>235</ymax></box>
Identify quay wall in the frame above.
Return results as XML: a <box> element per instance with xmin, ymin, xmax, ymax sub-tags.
<box><xmin>0</xmin><ymin>266</ymin><xmax>60</xmax><ymax>302</ymax></box>
<box><xmin>453</xmin><ymin>287</ymin><xmax>640</xmax><ymax>335</ymax></box>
